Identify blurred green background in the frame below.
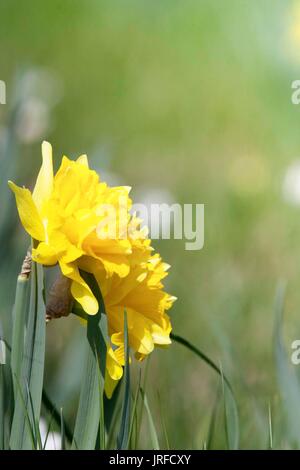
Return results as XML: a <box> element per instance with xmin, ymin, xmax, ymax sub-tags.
<box><xmin>2</xmin><ymin>0</ymin><xmax>300</xmax><ymax>449</ymax></box>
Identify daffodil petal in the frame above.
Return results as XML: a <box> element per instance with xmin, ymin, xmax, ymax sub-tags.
<box><xmin>108</xmin><ymin>306</ymin><xmax>154</xmax><ymax>356</ymax></box>
<box><xmin>8</xmin><ymin>181</ymin><xmax>45</xmax><ymax>241</ymax></box>
<box><xmin>106</xmin><ymin>346</ymin><xmax>124</xmax><ymax>380</ymax></box>
<box><xmin>101</xmin><ymin>254</ymin><xmax>130</xmax><ymax>278</ymax></box>
<box><xmin>104</xmin><ymin>370</ymin><xmax>120</xmax><ymax>399</ymax></box>
<box><xmin>32</xmin><ymin>141</ymin><xmax>53</xmax><ymax>212</ymax></box>
<box><xmin>60</xmin><ymin>261</ymin><xmax>98</xmax><ymax>315</ymax></box>
<box><xmin>151</xmin><ymin>323</ymin><xmax>172</xmax><ymax>345</ymax></box>
<box><xmin>32</xmin><ymin>242</ymin><xmax>58</xmax><ymax>265</ymax></box>
<box><xmin>76</xmin><ymin>154</ymin><xmax>89</xmax><ymax>167</ymax></box>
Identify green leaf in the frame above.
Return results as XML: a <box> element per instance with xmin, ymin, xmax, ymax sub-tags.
<box><xmin>13</xmin><ymin>374</ymin><xmax>36</xmax><ymax>449</ymax></box>
<box><xmin>0</xmin><ymin>321</ymin><xmax>6</xmax><ymax>449</ymax></box>
<box><xmin>72</xmin><ymin>272</ymin><xmax>107</xmax><ymax>450</ymax></box>
<box><xmin>104</xmin><ymin>379</ymin><xmax>122</xmax><ymax>435</ymax></box>
<box><xmin>9</xmin><ymin>261</ymin><xmax>46</xmax><ymax>450</ymax></box>
<box><xmin>97</xmin><ymin>357</ymin><xmax>105</xmax><ymax>450</ymax></box>
<box><xmin>11</xmin><ymin>269</ymin><xmax>30</xmax><ymax>398</ymax></box>
<box><xmin>129</xmin><ymin>370</ymin><xmax>142</xmax><ymax>449</ymax></box>
<box><xmin>117</xmin><ymin>310</ymin><xmax>131</xmax><ymax>450</ymax></box>
<box><xmin>0</xmin><ymin>363</ymin><xmax>4</xmax><ymax>449</ymax></box>
<box><xmin>42</xmin><ymin>389</ymin><xmax>73</xmax><ymax>444</ymax></box>
<box><xmin>135</xmin><ymin>356</ymin><xmax>150</xmax><ymax>449</ymax></box>
<box><xmin>1</xmin><ymin>338</ymin><xmax>71</xmax><ymax>447</ymax></box>
<box><xmin>268</xmin><ymin>402</ymin><xmax>273</xmax><ymax>450</ymax></box>
<box><xmin>42</xmin><ymin>412</ymin><xmax>55</xmax><ymax>450</ymax></box>
<box><xmin>206</xmin><ymin>386</ymin><xmax>221</xmax><ymax>450</ymax></box>
<box><xmin>273</xmin><ymin>281</ymin><xmax>300</xmax><ymax>447</ymax></box>
<box><xmin>26</xmin><ymin>382</ymin><xmax>42</xmax><ymax>449</ymax></box>
<box><xmin>170</xmin><ymin>332</ymin><xmax>239</xmax><ymax>449</ymax></box>
<box><xmin>0</xmin><ymin>334</ymin><xmax>14</xmax><ymax>450</ymax></box>
<box><xmin>157</xmin><ymin>391</ymin><xmax>170</xmax><ymax>450</ymax></box>
<box><xmin>220</xmin><ymin>363</ymin><xmax>239</xmax><ymax>450</ymax></box>
<box><xmin>140</xmin><ymin>388</ymin><xmax>160</xmax><ymax>450</ymax></box>
<box><xmin>60</xmin><ymin>408</ymin><xmax>66</xmax><ymax>450</ymax></box>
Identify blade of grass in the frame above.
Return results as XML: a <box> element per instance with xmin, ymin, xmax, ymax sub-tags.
<box><xmin>0</xmin><ymin>321</ymin><xmax>6</xmax><ymax>449</ymax></box>
<box><xmin>72</xmin><ymin>273</ymin><xmax>106</xmax><ymax>450</ymax></box>
<box><xmin>273</xmin><ymin>281</ymin><xmax>300</xmax><ymax>447</ymax></box>
<box><xmin>13</xmin><ymin>376</ymin><xmax>36</xmax><ymax>449</ymax></box>
<box><xmin>157</xmin><ymin>391</ymin><xmax>170</xmax><ymax>450</ymax></box>
<box><xmin>129</xmin><ymin>369</ymin><xmax>142</xmax><ymax>449</ymax></box>
<box><xmin>10</xmin><ymin>261</ymin><xmax>46</xmax><ymax>450</ymax></box>
<box><xmin>42</xmin><ymin>411</ymin><xmax>55</xmax><ymax>450</ymax></box>
<box><xmin>140</xmin><ymin>388</ymin><xmax>160</xmax><ymax>450</ymax></box>
<box><xmin>104</xmin><ymin>379</ymin><xmax>122</xmax><ymax>435</ymax></box>
<box><xmin>268</xmin><ymin>402</ymin><xmax>273</xmax><ymax>450</ymax></box>
<box><xmin>0</xmin><ymin>336</ymin><xmax>13</xmax><ymax>450</ymax></box>
<box><xmin>171</xmin><ymin>333</ymin><xmax>234</xmax><ymax>393</ymax></box>
<box><xmin>95</xmin><ymin>358</ymin><xmax>105</xmax><ymax>450</ymax></box>
<box><xmin>42</xmin><ymin>389</ymin><xmax>73</xmax><ymax>444</ymax></box>
<box><xmin>220</xmin><ymin>363</ymin><xmax>239</xmax><ymax>449</ymax></box>
<box><xmin>206</xmin><ymin>385</ymin><xmax>221</xmax><ymax>450</ymax></box>
<box><xmin>26</xmin><ymin>383</ymin><xmax>43</xmax><ymax>450</ymax></box>
<box><xmin>117</xmin><ymin>310</ymin><xmax>131</xmax><ymax>450</ymax></box>
<box><xmin>135</xmin><ymin>356</ymin><xmax>150</xmax><ymax>449</ymax></box>
<box><xmin>72</xmin><ymin>318</ymin><xmax>106</xmax><ymax>449</ymax></box>
<box><xmin>4</xmin><ymin>338</ymin><xmax>73</xmax><ymax>445</ymax></box>
<box><xmin>170</xmin><ymin>332</ymin><xmax>239</xmax><ymax>449</ymax></box>
<box><xmin>60</xmin><ymin>408</ymin><xmax>66</xmax><ymax>450</ymax></box>
<box><xmin>106</xmin><ymin>398</ymin><xmax>122</xmax><ymax>450</ymax></box>
<box><xmin>0</xmin><ymin>363</ymin><xmax>4</xmax><ymax>449</ymax></box>
<box><xmin>11</xmin><ymin>252</ymin><xmax>31</xmax><ymax>398</ymax></box>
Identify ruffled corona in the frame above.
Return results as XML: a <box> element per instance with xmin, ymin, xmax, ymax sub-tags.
<box><xmin>79</xmin><ymin>252</ymin><xmax>176</xmax><ymax>398</ymax></box>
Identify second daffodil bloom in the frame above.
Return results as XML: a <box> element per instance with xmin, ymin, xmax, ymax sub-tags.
<box><xmin>9</xmin><ymin>141</ymin><xmax>175</xmax><ymax>397</ymax></box>
<box><xmin>78</xmin><ymin>252</ymin><xmax>176</xmax><ymax>397</ymax></box>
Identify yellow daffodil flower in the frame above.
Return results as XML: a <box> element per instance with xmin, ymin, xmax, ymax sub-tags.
<box><xmin>9</xmin><ymin>141</ymin><xmax>175</xmax><ymax>398</ymax></box>
<box><xmin>79</xmin><ymin>252</ymin><xmax>176</xmax><ymax>398</ymax></box>
<box><xmin>9</xmin><ymin>141</ymin><xmax>144</xmax><ymax>315</ymax></box>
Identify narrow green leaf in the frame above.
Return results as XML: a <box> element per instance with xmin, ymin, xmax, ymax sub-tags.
<box><xmin>42</xmin><ymin>389</ymin><xmax>73</xmax><ymax>444</ymax></box>
<box><xmin>129</xmin><ymin>370</ymin><xmax>142</xmax><ymax>449</ymax></box>
<box><xmin>97</xmin><ymin>358</ymin><xmax>105</xmax><ymax>450</ymax></box>
<box><xmin>220</xmin><ymin>363</ymin><xmax>239</xmax><ymax>450</ymax></box>
<box><xmin>104</xmin><ymin>379</ymin><xmax>122</xmax><ymax>435</ymax></box>
<box><xmin>10</xmin><ymin>261</ymin><xmax>46</xmax><ymax>450</ymax></box>
<box><xmin>273</xmin><ymin>281</ymin><xmax>300</xmax><ymax>447</ymax></box>
<box><xmin>206</xmin><ymin>386</ymin><xmax>221</xmax><ymax>450</ymax></box>
<box><xmin>11</xmin><ymin>266</ymin><xmax>30</xmax><ymax>398</ymax></box>
<box><xmin>13</xmin><ymin>375</ymin><xmax>36</xmax><ymax>449</ymax></box>
<box><xmin>42</xmin><ymin>412</ymin><xmax>55</xmax><ymax>450</ymax></box>
<box><xmin>140</xmin><ymin>388</ymin><xmax>160</xmax><ymax>450</ymax></box>
<box><xmin>0</xmin><ymin>321</ymin><xmax>6</xmax><ymax>449</ymax></box>
<box><xmin>0</xmin><ymin>334</ymin><xmax>14</xmax><ymax>450</ymax></box>
<box><xmin>135</xmin><ymin>356</ymin><xmax>150</xmax><ymax>449</ymax></box>
<box><xmin>105</xmin><ymin>397</ymin><xmax>122</xmax><ymax>450</ymax></box>
<box><xmin>157</xmin><ymin>391</ymin><xmax>170</xmax><ymax>450</ymax></box>
<box><xmin>26</xmin><ymin>382</ymin><xmax>42</xmax><ymax>450</ymax></box>
<box><xmin>171</xmin><ymin>332</ymin><xmax>239</xmax><ymax>449</ymax></box>
<box><xmin>72</xmin><ymin>316</ymin><xmax>106</xmax><ymax>449</ymax></box>
<box><xmin>72</xmin><ymin>272</ymin><xmax>106</xmax><ymax>450</ymax></box>
<box><xmin>0</xmin><ymin>364</ymin><xmax>4</xmax><ymax>449</ymax></box>
<box><xmin>117</xmin><ymin>310</ymin><xmax>131</xmax><ymax>450</ymax></box>
<box><xmin>171</xmin><ymin>333</ymin><xmax>234</xmax><ymax>393</ymax></box>
<box><xmin>268</xmin><ymin>402</ymin><xmax>273</xmax><ymax>450</ymax></box>
<box><xmin>60</xmin><ymin>408</ymin><xmax>66</xmax><ymax>450</ymax></box>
